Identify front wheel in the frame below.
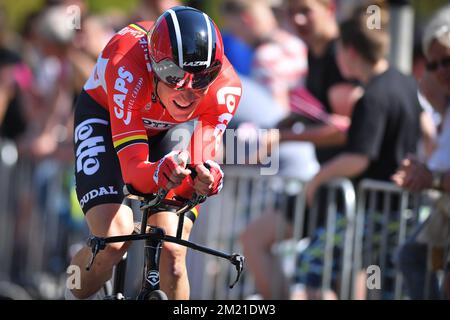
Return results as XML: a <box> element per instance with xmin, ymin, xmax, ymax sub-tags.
<box><xmin>138</xmin><ymin>289</ymin><xmax>168</xmax><ymax>300</ymax></box>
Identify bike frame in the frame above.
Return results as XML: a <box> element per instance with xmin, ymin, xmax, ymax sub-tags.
<box><xmin>86</xmin><ymin>186</ymin><xmax>244</xmax><ymax>300</ymax></box>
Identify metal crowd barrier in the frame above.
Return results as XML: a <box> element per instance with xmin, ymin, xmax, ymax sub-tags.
<box><xmin>189</xmin><ymin>170</ymin><xmax>447</xmax><ymax>300</ymax></box>
<box><xmin>2</xmin><ymin>136</ymin><xmax>447</xmax><ymax>300</ymax></box>
<box><xmin>300</xmin><ymin>178</ymin><xmax>356</xmax><ymax>300</ymax></box>
<box><xmin>188</xmin><ymin>166</ymin><xmax>270</xmax><ymax>300</ymax></box>
<box><xmin>0</xmin><ymin>139</ymin><xmax>85</xmax><ymax>299</ymax></box>
<box><xmin>0</xmin><ymin>139</ymin><xmax>17</xmax><ymax>283</ymax></box>
<box><xmin>187</xmin><ymin>166</ymin><xmax>356</xmax><ymax>300</ymax></box>
<box><xmin>352</xmin><ymin>179</ymin><xmax>440</xmax><ymax>300</ymax></box>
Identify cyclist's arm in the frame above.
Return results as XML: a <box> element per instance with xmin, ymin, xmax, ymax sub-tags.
<box><xmin>173</xmin><ymin>76</ymin><xmax>242</xmax><ymax>198</ymax></box>
<box><xmin>188</xmin><ymin>59</ymin><xmax>242</xmax><ymax>164</ymax></box>
<box><xmin>172</xmin><ymin>117</ymin><xmax>233</xmax><ymax>199</ymax></box>
<box><xmin>189</xmin><ymin>95</ymin><xmax>242</xmax><ymax>164</ymax></box>
<box><xmin>188</xmin><ymin>120</ymin><xmax>225</xmax><ymax>165</ymax></box>
<box><xmin>105</xmin><ymin>54</ymin><xmax>158</xmax><ymax>194</ymax></box>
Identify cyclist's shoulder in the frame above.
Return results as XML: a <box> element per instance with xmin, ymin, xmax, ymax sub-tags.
<box><xmin>113</xmin><ymin>20</ymin><xmax>154</xmax><ymax>42</ymax></box>
<box><xmin>196</xmin><ymin>58</ymin><xmax>243</xmax><ymax>117</ymax></box>
<box><xmin>216</xmin><ymin>57</ymin><xmax>242</xmax><ymax>87</ymax></box>
<box><xmin>102</xmin><ymin>21</ymin><xmax>154</xmax><ymax>66</ymax></box>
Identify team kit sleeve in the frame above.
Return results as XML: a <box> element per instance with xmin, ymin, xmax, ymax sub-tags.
<box><xmin>171</xmin><ymin>72</ymin><xmax>243</xmax><ymax>199</ymax></box>
<box><xmin>105</xmin><ymin>54</ymin><xmax>160</xmax><ymax>193</ymax></box>
<box><xmin>189</xmin><ymin>83</ymin><xmax>242</xmax><ymax>165</ymax></box>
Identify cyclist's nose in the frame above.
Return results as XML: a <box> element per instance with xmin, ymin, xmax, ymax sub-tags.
<box><xmin>179</xmin><ymin>89</ymin><xmax>201</xmax><ymax>102</ymax></box>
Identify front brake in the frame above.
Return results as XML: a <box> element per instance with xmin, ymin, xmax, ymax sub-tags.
<box><xmin>86</xmin><ymin>236</ymin><xmax>106</xmax><ymax>271</ymax></box>
<box><xmin>229</xmin><ymin>254</ymin><xmax>245</xmax><ymax>289</ymax></box>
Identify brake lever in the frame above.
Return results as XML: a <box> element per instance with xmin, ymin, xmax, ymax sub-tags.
<box><xmin>151</xmin><ymin>188</ymin><xmax>168</xmax><ymax>206</ymax></box>
<box><xmin>186</xmin><ymin>163</ymin><xmax>210</xmax><ymax>207</ymax></box>
<box><xmin>229</xmin><ymin>254</ymin><xmax>245</xmax><ymax>289</ymax></box>
<box><xmin>188</xmin><ymin>193</ymin><xmax>206</xmax><ymax>207</ymax></box>
<box><xmin>86</xmin><ymin>237</ymin><xmax>106</xmax><ymax>271</ymax></box>
<box><xmin>140</xmin><ymin>188</ymin><xmax>168</xmax><ymax>210</ymax></box>
<box><xmin>144</xmin><ymin>151</ymin><xmax>185</xmax><ymax>208</ymax></box>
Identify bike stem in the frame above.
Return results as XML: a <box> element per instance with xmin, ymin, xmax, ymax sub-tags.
<box><xmin>141</xmin><ymin>221</ymin><xmax>164</xmax><ymax>294</ymax></box>
<box><xmin>86</xmin><ymin>188</ymin><xmax>243</xmax><ymax>290</ymax></box>
<box><xmin>95</xmin><ymin>230</ymin><xmax>244</xmax><ymax>289</ymax></box>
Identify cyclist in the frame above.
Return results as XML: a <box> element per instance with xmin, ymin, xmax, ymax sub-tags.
<box><xmin>66</xmin><ymin>6</ymin><xmax>242</xmax><ymax>300</ymax></box>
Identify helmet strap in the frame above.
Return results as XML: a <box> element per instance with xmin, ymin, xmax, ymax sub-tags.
<box><xmin>152</xmin><ymin>75</ymin><xmax>167</xmax><ymax>109</ymax></box>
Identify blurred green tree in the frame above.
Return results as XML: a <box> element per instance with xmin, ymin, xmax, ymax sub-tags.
<box><xmin>2</xmin><ymin>0</ymin><xmax>140</xmax><ymax>31</ymax></box>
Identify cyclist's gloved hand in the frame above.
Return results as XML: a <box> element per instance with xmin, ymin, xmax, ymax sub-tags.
<box><xmin>153</xmin><ymin>150</ymin><xmax>191</xmax><ymax>191</ymax></box>
<box><xmin>192</xmin><ymin>160</ymin><xmax>224</xmax><ymax>197</ymax></box>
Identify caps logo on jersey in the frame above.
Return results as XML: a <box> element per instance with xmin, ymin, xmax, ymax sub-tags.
<box><xmin>114</xmin><ymin>66</ymin><xmax>134</xmax><ymax>125</ymax></box>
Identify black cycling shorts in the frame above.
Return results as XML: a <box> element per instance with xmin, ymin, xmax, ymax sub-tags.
<box><xmin>73</xmin><ymin>90</ymin><xmax>197</xmax><ymax>222</ymax></box>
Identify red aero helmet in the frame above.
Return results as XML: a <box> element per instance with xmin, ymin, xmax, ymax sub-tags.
<box><xmin>149</xmin><ymin>6</ymin><xmax>224</xmax><ymax>90</ymax></box>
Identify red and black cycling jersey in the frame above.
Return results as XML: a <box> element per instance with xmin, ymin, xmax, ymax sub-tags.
<box><xmin>82</xmin><ymin>22</ymin><xmax>242</xmax><ymax>194</ymax></box>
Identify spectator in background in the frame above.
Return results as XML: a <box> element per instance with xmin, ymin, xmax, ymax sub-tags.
<box><xmin>0</xmin><ymin>9</ymin><xmax>28</xmax><ymax>141</ymax></box>
<box><xmin>0</xmin><ymin>49</ymin><xmax>27</xmax><ymax>141</ymax></box>
<box><xmin>221</xmin><ymin>33</ymin><xmax>254</xmax><ymax>77</ymax></box>
<box><xmin>297</xmin><ymin>5</ymin><xmax>422</xmax><ymax>299</ymax></box>
<box><xmin>239</xmin><ymin>0</ymin><xmax>361</xmax><ymax>300</ymax></box>
<box><xmin>13</xmin><ymin>5</ymin><xmax>82</xmax><ymax>287</ymax></box>
<box><xmin>69</xmin><ymin>14</ymin><xmax>115</xmax><ymax>93</ymax></box>
<box><xmin>274</xmin><ymin>0</ymin><xmax>363</xmax><ymax>160</ymax></box>
<box><xmin>235</xmin><ymin>73</ymin><xmax>320</xmax><ymax>299</ymax></box>
<box><xmin>131</xmin><ymin>0</ymin><xmax>181</xmax><ymax>22</ymax></box>
<box><xmin>221</xmin><ymin>0</ymin><xmax>308</xmax><ymax>110</ymax></box>
<box><xmin>1</xmin><ymin>3</ymin><xmax>86</xmax><ymax>293</ymax></box>
<box><xmin>409</xmin><ymin>25</ymin><xmax>440</xmax><ymax>162</ymax></box>
<box><xmin>393</xmin><ymin>4</ymin><xmax>450</xmax><ymax>300</ymax></box>
<box><xmin>18</xmin><ymin>4</ymin><xmax>81</xmax><ymax>161</ymax></box>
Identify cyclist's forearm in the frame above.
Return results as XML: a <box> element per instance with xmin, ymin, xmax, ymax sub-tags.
<box><xmin>188</xmin><ymin>122</ymin><xmax>222</xmax><ymax>165</ymax></box>
<box><xmin>120</xmin><ymin>154</ymin><xmax>159</xmax><ymax>194</ymax></box>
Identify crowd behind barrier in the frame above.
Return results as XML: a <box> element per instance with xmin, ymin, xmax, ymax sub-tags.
<box><xmin>0</xmin><ymin>139</ymin><xmax>93</xmax><ymax>299</ymax></box>
<box><xmin>191</xmin><ymin>168</ymin><xmax>449</xmax><ymax>300</ymax></box>
<box><xmin>1</xmin><ymin>0</ymin><xmax>449</xmax><ymax>301</ymax></box>
<box><xmin>2</xmin><ymin>143</ymin><xmax>447</xmax><ymax>300</ymax></box>
<box><xmin>354</xmin><ymin>180</ymin><xmax>431</xmax><ymax>299</ymax></box>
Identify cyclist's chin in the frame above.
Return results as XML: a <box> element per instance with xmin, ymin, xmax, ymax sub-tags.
<box><xmin>166</xmin><ymin>101</ymin><xmax>198</xmax><ymax>120</ymax></box>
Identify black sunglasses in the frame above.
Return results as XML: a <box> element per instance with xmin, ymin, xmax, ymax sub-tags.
<box><xmin>151</xmin><ymin>58</ymin><xmax>221</xmax><ymax>90</ymax></box>
<box><xmin>426</xmin><ymin>56</ymin><xmax>450</xmax><ymax>71</ymax></box>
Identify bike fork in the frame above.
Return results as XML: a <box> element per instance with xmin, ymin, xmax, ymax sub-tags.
<box><xmin>114</xmin><ymin>253</ymin><xmax>128</xmax><ymax>295</ymax></box>
<box><xmin>105</xmin><ymin>252</ymin><xmax>128</xmax><ymax>300</ymax></box>
<box><xmin>138</xmin><ymin>226</ymin><xmax>165</xmax><ymax>298</ymax></box>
